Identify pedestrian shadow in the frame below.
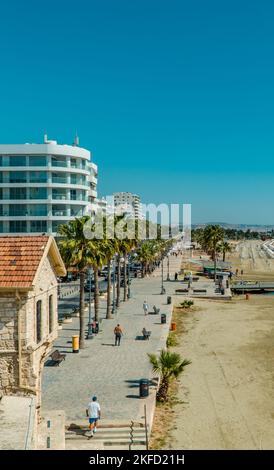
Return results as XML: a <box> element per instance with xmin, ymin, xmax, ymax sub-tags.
<box><xmin>125</xmin><ymin>379</ymin><xmax>156</xmax><ymax>387</ymax></box>
<box><xmin>44</xmin><ymin>359</ymin><xmax>59</xmax><ymax>367</ymax></box>
<box><xmin>67</xmin><ymin>424</ymin><xmax>87</xmax><ymax>435</ymax></box>
<box><xmin>101</xmin><ymin>343</ymin><xmax>115</xmax><ymax>347</ymax></box>
<box><xmin>60</xmin><ymin>328</ymin><xmax>79</xmax><ymax>331</ymax></box>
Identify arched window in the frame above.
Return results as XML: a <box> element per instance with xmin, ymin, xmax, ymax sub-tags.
<box><xmin>49</xmin><ymin>295</ymin><xmax>54</xmax><ymax>334</ymax></box>
<box><xmin>36</xmin><ymin>300</ymin><xmax>42</xmax><ymax>343</ymax></box>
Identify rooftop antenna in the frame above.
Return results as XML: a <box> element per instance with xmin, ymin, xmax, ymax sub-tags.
<box><xmin>73</xmin><ymin>131</ymin><xmax>79</xmax><ymax>147</ymax></box>
<box><xmin>44</xmin><ymin>131</ymin><xmax>48</xmax><ymax>144</ymax></box>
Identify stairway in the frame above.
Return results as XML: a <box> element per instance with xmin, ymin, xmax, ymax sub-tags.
<box><xmin>65</xmin><ymin>420</ymin><xmax>148</xmax><ymax>450</ymax></box>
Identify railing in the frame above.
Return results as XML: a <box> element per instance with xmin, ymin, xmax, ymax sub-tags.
<box><xmin>52</xmin><ymin>194</ymin><xmax>67</xmax><ymax>200</ymax></box>
<box><xmin>52</xmin><ymin>177</ymin><xmax>67</xmax><ymax>184</ymax></box>
<box><xmin>52</xmin><ymin>161</ymin><xmax>67</xmax><ymax>167</ymax></box>
<box><xmin>52</xmin><ymin>211</ymin><xmax>68</xmax><ymax>216</ymax></box>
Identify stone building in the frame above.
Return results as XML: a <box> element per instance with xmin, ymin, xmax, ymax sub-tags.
<box><xmin>0</xmin><ymin>236</ymin><xmax>66</xmax><ymax>413</ymax></box>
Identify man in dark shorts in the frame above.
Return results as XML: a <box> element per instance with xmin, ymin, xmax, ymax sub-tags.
<box><xmin>114</xmin><ymin>324</ymin><xmax>123</xmax><ymax>346</ymax></box>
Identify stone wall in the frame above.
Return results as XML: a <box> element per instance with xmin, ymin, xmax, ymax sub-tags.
<box><xmin>0</xmin><ymin>253</ymin><xmax>59</xmax><ymax>404</ymax></box>
<box><xmin>0</xmin><ymin>294</ymin><xmax>21</xmax><ymax>393</ymax></box>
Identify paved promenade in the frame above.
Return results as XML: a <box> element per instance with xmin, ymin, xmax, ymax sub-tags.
<box><xmin>42</xmin><ymin>255</ymin><xmax>182</xmax><ymax>427</ymax></box>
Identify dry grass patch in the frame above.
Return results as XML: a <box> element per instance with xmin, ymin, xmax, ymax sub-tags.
<box><xmin>149</xmin><ymin>380</ymin><xmax>183</xmax><ymax>450</ymax></box>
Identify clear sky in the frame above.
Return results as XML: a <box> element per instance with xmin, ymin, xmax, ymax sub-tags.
<box><xmin>0</xmin><ymin>0</ymin><xmax>274</xmax><ymax>224</ymax></box>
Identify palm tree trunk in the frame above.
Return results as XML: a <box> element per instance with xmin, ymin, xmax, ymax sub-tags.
<box><xmin>156</xmin><ymin>377</ymin><xmax>169</xmax><ymax>402</ymax></box>
<box><xmin>94</xmin><ymin>267</ymin><xmax>99</xmax><ymax>322</ymax></box>
<box><xmin>223</xmin><ymin>250</ymin><xmax>226</xmax><ymax>262</ymax></box>
<box><xmin>116</xmin><ymin>255</ymin><xmax>121</xmax><ymax>307</ymax></box>
<box><xmin>79</xmin><ymin>271</ymin><xmax>85</xmax><ymax>349</ymax></box>
<box><xmin>214</xmin><ymin>248</ymin><xmax>217</xmax><ymax>282</ymax></box>
<box><xmin>106</xmin><ymin>260</ymin><xmax>112</xmax><ymax>319</ymax></box>
<box><xmin>123</xmin><ymin>254</ymin><xmax>128</xmax><ymax>302</ymax></box>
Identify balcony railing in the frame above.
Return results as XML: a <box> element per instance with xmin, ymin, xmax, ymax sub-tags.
<box><xmin>52</xmin><ymin>194</ymin><xmax>67</xmax><ymax>200</ymax></box>
<box><xmin>70</xmin><ymin>179</ymin><xmax>88</xmax><ymax>186</ymax></box>
<box><xmin>52</xmin><ymin>177</ymin><xmax>68</xmax><ymax>184</ymax></box>
<box><xmin>52</xmin><ymin>210</ymin><xmax>68</xmax><ymax>216</ymax></box>
<box><xmin>52</xmin><ymin>160</ymin><xmax>67</xmax><ymax>168</ymax></box>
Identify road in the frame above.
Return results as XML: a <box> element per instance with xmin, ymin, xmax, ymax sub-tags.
<box><xmin>58</xmin><ymin>279</ymin><xmax>108</xmax><ymax>318</ymax></box>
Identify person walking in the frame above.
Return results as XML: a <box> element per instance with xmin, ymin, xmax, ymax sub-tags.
<box><xmin>143</xmin><ymin>300</ymin><xmax>149</xmax><ymax>316</ymax></box>
<box><xmin>114</xmin><ymin>324</ymin><xmax>123</xmax><ymax>346</ymax></box>
<box><xmin>174</xmin><ymin>272</ymin><xmax>178</xmax><ymax>281</ymax></box>
<box><xmin>86</xmin><ymin>396</ymin><xmax>101</xmax><ymax>437</ymax></box>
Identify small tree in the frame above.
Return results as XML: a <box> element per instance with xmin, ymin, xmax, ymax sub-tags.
<box><xmin>148</xmin><ymin>349</ymin><xmax>191</xmax><ymax>402</ymax></box>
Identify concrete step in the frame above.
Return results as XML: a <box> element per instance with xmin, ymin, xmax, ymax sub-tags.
<box><xmin>65</xmin><ymin>421</ymin><xmax>148</xmax><ymax>450</ymax></box>
<box><xmin>66</xmin><ymin>419</ymin><xmax>145</xmax><ymax>428</ymax></box>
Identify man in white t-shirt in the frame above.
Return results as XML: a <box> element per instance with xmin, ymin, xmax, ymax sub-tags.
<box><xmin>86</xmin><ymin>396</ymin><xmax>101</xmax><ymax>437</ymax></box>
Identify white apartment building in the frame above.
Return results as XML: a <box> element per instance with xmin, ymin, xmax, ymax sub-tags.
<box><xmin>113</xmin><ymin>192</ymin><xmax>142</xmax><ymax>219</ymax></box>
<box><xmin>0</xmin><ymin>136</ymin><xmax>97</xmax><ymax>235</ymax></box>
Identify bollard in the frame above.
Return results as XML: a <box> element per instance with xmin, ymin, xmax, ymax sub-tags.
<box><xmin>72</xmin><ymin>335</ymin><xmax>79</xmax><ymax>353</ymax></box>
<box><xmin>171</xmin><ymin>321</ymin><xmax>176</xmax><ymax>331</ymax></box>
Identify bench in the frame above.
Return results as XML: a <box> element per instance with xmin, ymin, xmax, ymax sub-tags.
<box><xmin>50</xmin><ymin>349</ymin><xmax>66</xmax><ymax>366</ymax></box>
<box><xmin>193</xmin><ymin>289</ymin><xmax>207</xmax><ymax>293</ymax></box>
<box><xmin>175</xmin><ymin>288</ymin><xmax>189</xmax><ymax>294</ymax></box>
<box><xmin>153</xmin><ymin>305</ymin><xmax>160</xmax><ymax>314</ymax></box>
<box><xmin>142</xmin><ymin>328</ymin><xmax>151</xmax><ymax>340</ymax></box>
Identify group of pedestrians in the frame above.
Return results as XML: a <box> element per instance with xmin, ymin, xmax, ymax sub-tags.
<box><xmin>88</xmin><ymin>300</ymin><xmax>150</xmax><ymax>436</ymax></box>
<box><xmin>112</xmin><ymin>300</ymin><xmax>149</xmax><ymax>346</ymax></box>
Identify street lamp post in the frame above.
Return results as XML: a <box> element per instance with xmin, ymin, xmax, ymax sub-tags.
<box><xmin>166</xmin><ymin>253</ymin><xmax>170</xmax><ymax>281</ymax></box>
<box><xmin>161</xmin><ymin>257</ymin><xmax>166</xmax><ymax>294</ymax></box>
<box><xmin>112</xmin><ymin>255</ymin><xmax>117</xmax><ymax>314</ymax></box>
<box><xmin>86</xmin><ymin>267</ymin><xmax>93</xmax><ymax>339</ymax></box>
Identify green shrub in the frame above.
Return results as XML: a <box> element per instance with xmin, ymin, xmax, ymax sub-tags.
<box><xmin>180</xmin><ymin>300</ymin><xmax>194</xmax><ymax>308</ymax></box>
<box><xmin>166</xmin><ymin>332</ymin><xmax>178</xmax><ymax>348</ymax></box>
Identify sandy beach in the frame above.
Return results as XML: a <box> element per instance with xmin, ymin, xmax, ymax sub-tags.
<box><xmin>168</xmin><ymin>240</ymin><xmax>274</xmax><ymax>450</ymax></box>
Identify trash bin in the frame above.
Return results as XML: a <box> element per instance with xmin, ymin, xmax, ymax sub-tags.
<box><xmin>72</xmin><ymin>335</ymin><xmax>79</xmax><ymax>353</ymax></box>
<box><xmin>139</xmin><ymin>378</ymin><xmax>149</xmax><ymax>398</ymax></box>
<box><xmin>167</xmin><ymin>296</ymin><xmax>172</xmax><ymax>305</ymax></box>
<box><xmin>171</xmin><ymin>322</ymin><xmax>176</xmax><ymax>331</ymax></box>
<box><xmin>161</xmin><ymin>313</ymin><xmax>167</xmax><ymax>324</ymax></box>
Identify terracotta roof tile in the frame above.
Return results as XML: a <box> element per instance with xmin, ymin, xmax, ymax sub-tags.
<box><xmin>0</xmin><ymin>236</ymin><xmax>50</xmax><ymax>288</ymax></box>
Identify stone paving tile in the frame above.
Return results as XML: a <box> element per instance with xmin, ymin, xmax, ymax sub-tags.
<box><xmin>42</xmin><ymin>256</ymin><xmax>182</xmax><ymax>424</ymax></box>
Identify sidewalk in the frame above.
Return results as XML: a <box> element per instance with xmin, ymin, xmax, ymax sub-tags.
<box><xmin>42</xmin><ymin>255</ymin><xmax>182</xmax><ymax>429</ymax></box>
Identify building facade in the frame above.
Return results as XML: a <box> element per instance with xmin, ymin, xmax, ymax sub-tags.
<box><xmin>113</xmin><ymin>192</ymin><xmax>142</xmax><ymax>219</ymax></box>
<box><xmin>0</xmin><ymin>235</ymin><xmax>66</xmax><ymax>446</ymax></box>
<box><xmin>0</xmin><ymin>136</ymin><xmax>98</xmax><ymax>235</ymax></box>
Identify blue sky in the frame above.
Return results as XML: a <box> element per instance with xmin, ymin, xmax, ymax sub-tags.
<box><xmin>0</xmin><ymin>0</ymin><xmax>274</xmax><ymax>224</ymax></box>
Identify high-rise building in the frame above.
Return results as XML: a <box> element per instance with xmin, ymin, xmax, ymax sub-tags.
<box><xmin>113</xmin><ymin>192</ymin><xmax>142</xmax><ymax>219</ymax></box>
<box><xmin>0</xmin><ymin>136</ymin><xmax>97</xmax><ymax>235</ymax></box>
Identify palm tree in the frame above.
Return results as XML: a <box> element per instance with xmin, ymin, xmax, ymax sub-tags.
<box><xmin>117</xmin><ymin>239</ymin><xmax>136</xmax><ymax>301</ymax></box>
<box><xmin>103</xmin><ymin>240</ymin><xmax>116</xmax><ymax>319</ymax></box>
<box><xmin>148</xmin><ymin>350</ymin><xmax>191</xmax><ymax>402</ymax></box>
<box><xmin>203</xmin><ymin>225</ymin><xmax>224</xmax><ymax>281</ymax></box>
<box><xmin>218</xmin><ymin>241</ymin><xmax>232</xmax><ymax>262</ymax></box>
<box><xmin>87</xmin><ymin>239</ymin><xmax>106</xmax><ymax>322</ymax></box>
<box><xmin>58</xmin><ymin>216</ymin><xmax>95</xmax><ymax>349</ymax></box>
<box><xmin>136</xmin><ymin>241</ymin><xmax>155</xmax><ymax>277</ymax></box>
